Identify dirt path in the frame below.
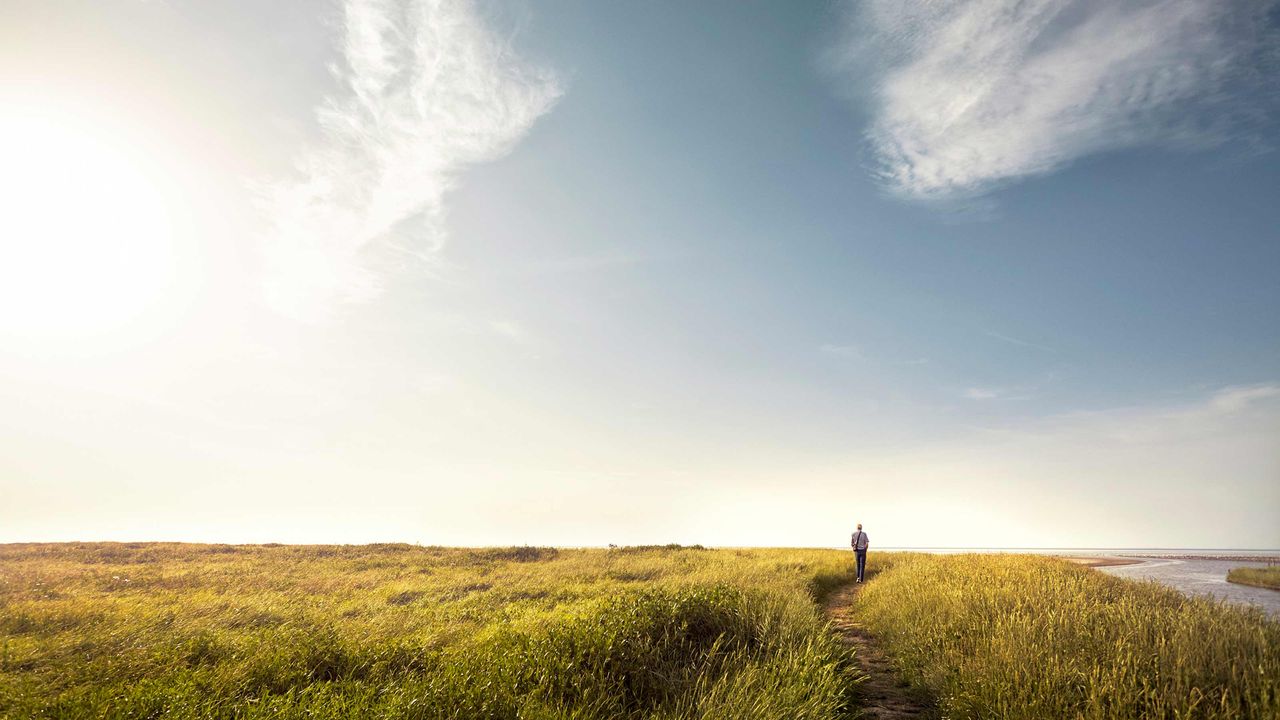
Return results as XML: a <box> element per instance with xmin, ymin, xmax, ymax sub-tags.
<box><xmin>825</xmin><ymin>583</ymin><xmax>938</xmax><ymax>719</ymax></box>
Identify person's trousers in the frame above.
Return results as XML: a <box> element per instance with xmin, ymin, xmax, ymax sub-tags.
<box><xmin>855</xmin><ymin>549</ymin><xmax>867</xmax><ymax>582</ymax></box>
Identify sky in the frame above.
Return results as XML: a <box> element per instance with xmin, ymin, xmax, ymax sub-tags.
<box><xmin>1</xmin><ymin>0</ymin><xmax>1278</xmax><ymax>549</ymax></box>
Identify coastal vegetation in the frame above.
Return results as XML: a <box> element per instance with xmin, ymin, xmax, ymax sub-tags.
<box><xmin>4</xmin><ymin>544</ymin><xmax>1279</xmax><ymax>719</ymax></box>
<box><xmin>1227</xmin><ymin>566</ymin><xmax>1280</xmax><ymax>590</ymax></box>
<box><xmin>0</xmin><ymin>543</ymin><xmax>859</xmax><ymax>719</ymax></box>
<box><xmin>853</xmin><ymin>553</ymin><xmax>1280</xmax><ymax>719</ymax></box>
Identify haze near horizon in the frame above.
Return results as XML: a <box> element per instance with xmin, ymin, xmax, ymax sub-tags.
<box><xmin>2</xmin><ymin>0</ymin><xmax>1278</xmax><ymax>550</ymax></box>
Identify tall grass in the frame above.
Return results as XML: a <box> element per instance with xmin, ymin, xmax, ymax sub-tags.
<box><xmin>1228</xmin><ymin>566</ymin><xmax>1280</xmax><ymax>590</ymax></box>
<box><xmin>853</xmin><ymin>553</ymin><xmax>1280</xmax><ymax>719</ymax></box>
<box><xmin>0</xmin><ymin>543</ymin><xmax>859</xmax><ymax>719</ymax></box>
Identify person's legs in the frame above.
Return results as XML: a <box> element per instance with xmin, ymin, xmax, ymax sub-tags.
<box><xmin>855</xmin><ymin>550</ymin><xmax>866</xmax><ymax>582</ymax></box>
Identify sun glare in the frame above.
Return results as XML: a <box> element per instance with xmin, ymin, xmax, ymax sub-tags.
<box><xmin>0</xmin><ymin>112</ymin><xmax>181</xmax><ymax>346</ymax></box>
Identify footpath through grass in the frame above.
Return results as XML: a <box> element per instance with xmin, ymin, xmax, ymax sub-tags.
<box><xmin>0</xmin><ymin>543</ymin><xmax>860</xmax><ymax>720</ymax></box>
<box><xmin>854</xmin><ymin>553</ymin><xmax>1280</xmax><ymax>720</ymax></box>
<box><xmin>1228</xmin><ymin>566</ymin><xmax>1280</xmax><ymax>590</ymax></box>
<box><xmin>8</xmin><ymin>544</ymin><xmax>1278</xmax><ymax>720</ymax></box>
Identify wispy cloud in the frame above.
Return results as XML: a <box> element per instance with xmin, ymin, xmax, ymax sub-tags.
<box><xmin>820</xmin><ymin>343</ymin><xmax>863</xmax><ymax>359</ymax></box>
<box><xmin>985</xmin><ymin>330</ymin><xmax>1054</xmax><ymax>353</ymax></box>
<box><xmin>834</xmin><ymin>0</ymin><xmax>1278</xmax><ymax>199</ymax></box>
<box><xmin>257</xmin><ymin>0</ymin><xmax>562</xmax><ymax>321</ymax></box>
<box><xmin>1208</xmin><ymin>384</ymin><xmax>1280</xmax><ymax>413</ymax></box>
<box><xmin>963</xmin><ymin>384</ymin><xmax>1040</xmax><ymax>401</ymax></box>
<box><xmin>821</xmin><ymin>343</ymin><xmax>929</xmax><ymax>366</ymax></box>
<box><xmin>963</xmin><ymin>387</ymin><xmax>1002</xmax><ymax>401</ymax></box>
<box><xmin>487</xmin><ymin>319</ymin><xmax>528</xmax><ymax>342</ymax></box>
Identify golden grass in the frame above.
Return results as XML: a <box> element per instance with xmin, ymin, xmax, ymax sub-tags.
<box><xmin>1228</xmin><ymin>566</ymin><xmax>1280</xmax><ymax>591</ymax></box>
<box><xmin>7</xmin><ymin>544</ymin><xmax>1276</xmax><ymax>719</ymax></box>
<box><xmin>853</xmin><ymin>553</ymin><xmax>1280</xmax><ymax>719</ymax></box>
<box><xmin>0</xmin><ymin>543</ymin><xmax>860</xmax><ymax>719</ymax></box>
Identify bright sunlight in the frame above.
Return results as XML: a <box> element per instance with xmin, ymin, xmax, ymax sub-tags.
<box><xmin>0</xmin><ymin>110</ymin><xmax>179</xmax><ymax>345</ymax></box>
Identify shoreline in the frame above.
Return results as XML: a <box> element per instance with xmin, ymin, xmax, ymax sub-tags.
<box><xmin>1057</xmin><ymin>554</ymin><xmax>1280</xmax><ymax>568</ymax></box>
<box><xmin>1062</xmin><ymin>556</ymin><xmax>1143</xmax><ymax>568</ymax></box>
<box><xmin>1122</xmin><ymin>553</ymin><xmax>1280</xmax><ymax>563</ymax></box>
<box><xmin>1226</xmin><ymin>577</ymin><xmax>1280</xmax><ymax>592</ymax></box>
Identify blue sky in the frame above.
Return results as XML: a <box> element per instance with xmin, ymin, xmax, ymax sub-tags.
<box><xmin>1</xmin><ymin>0</ymin><xmax>1277</xmax><ymax>548</ymax></box>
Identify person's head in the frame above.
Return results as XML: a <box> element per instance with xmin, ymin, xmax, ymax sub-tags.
<box><xmin>856</xmin><ymin>523</ymin><xmax>862</xmax><ymax>530</ymax></box>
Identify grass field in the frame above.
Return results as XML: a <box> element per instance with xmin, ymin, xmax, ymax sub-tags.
<box><xmin>0</xmin><ymin>543</ymin><xmax>862</xmax><ymax>719</ymax></box>
<box><xmin>854</xmin><ymin>553</ymin><xmax>1280</xmax><ymax>719</ymax></box>
<box><xmin>4</xmin><ymin>545</ymin><xmax>1279</xmax><ymax>720</ymax></box>
<box><xmin>1228</xmin><ymin>566</ymin><xmax>1280</xmax><ymax>591</ymax></box>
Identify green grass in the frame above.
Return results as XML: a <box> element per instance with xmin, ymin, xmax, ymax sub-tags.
<box><xmin>0</xmin><ymin>543</ymin><xmax>862</xmax><ymax>719</ymax></box>
<box><xmin>7</xmin><ymin>545</ymin><xmax>1278</xmax><ymax>720</ymax></box>
<box><xmin>853</xmin><ymin>553</ymin><xmax>1280</xmax><ymax>719</ymax></box>
<box><xmin>1228</xmin><ymin>566</ymin><xmax>1280</xmax><ymax>591</ymax></box>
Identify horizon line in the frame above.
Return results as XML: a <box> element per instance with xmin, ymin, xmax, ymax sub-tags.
<box><xmin>3</xmin><ymin>540</ymin><xmax>1278</xmax><ymax>553</ymax></box>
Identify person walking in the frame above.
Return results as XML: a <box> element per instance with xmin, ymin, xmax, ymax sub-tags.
<box><xmin>851</xmin><ymin>523</ymin><xmax>869</xmax><ymax>583</ymax></box>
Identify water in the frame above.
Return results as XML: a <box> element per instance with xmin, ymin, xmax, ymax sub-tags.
<box><xmin>878</xmin><ymin>547</ymin><xmax>1280</xmax><ymax>559</ymax></box>
<box><xmin>1099</xmin><ymin>557</ymin><xmax>1280</xmax><ymax>618</ymax></box>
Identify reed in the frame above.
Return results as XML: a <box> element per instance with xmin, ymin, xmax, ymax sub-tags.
<box><xmin>0</xmin><ymin>543</ymin><xmax>859</xmax><ymax>719</ymax></box>
<box><xmin>853</xmin><ymin>553</ymin><xmax>1280</xmax><ymax>719</ymax></box>
<box><xmin>1227</xmin><ymin>566</ymin><xmax>1280</xmax><ymax>591</ymax></box>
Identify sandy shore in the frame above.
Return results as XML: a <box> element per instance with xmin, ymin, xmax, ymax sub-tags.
<box><xmin>1062</xmin><ymin>557</ymin><xmax>1143</xmax><ymax>568</ymax></box>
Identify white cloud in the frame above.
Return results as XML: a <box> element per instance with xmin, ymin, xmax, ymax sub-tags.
<box><xmin>964</xmin><ymin>387</ymin><xmax>1001</xmax><ymax>400</ymax></box>
<box><xmin>257</xmin><ymin>0</ymin><xmax>562</xmax><ymax>321</ymax></box>
<box><xmin>1209</xmin><ymin>384</ymin><xmax>1280</xmax><ymax>413</ymax></box>
<box><xmin>820</xmin><ymin>343</ymin><xmax>863</xmax><ymax>359</ymax></box>
<box><xmin>488</xmin><ymin>319</ymin><xmax>527</xmax><ymax>342</ymax></box>
<box><xmin>985</xmin><ymin>330</ymin><xmax>1054</xmax><ymax>352</ymax></box>
<box><xmin>837</xmin><ymin>0</ymin><xmax>1278</xmax><ymax>199</ymax></box>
